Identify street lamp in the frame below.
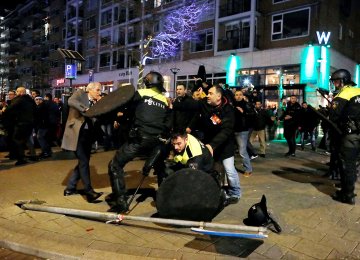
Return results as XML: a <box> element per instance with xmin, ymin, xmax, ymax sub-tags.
<box><xmin>170</xmin><ymin>67</ymin><xmax>180</xmax><ymax>97</ymax></box>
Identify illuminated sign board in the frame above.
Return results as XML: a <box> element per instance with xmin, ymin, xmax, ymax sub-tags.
<box><xmin>316</xmin><ymin>31</ymin><xmax>331</xmax><ymax>45</ymax></box>
<box><xmin>65</xmin><ymin>64</ymin><xmax>77</xmax><ymax>79</ymax></box>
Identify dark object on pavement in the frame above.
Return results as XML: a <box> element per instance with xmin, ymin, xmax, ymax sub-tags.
<box><xmin>156</xmin><ymin>168</ymin><xmax>225</xmax><ymax>221</ymax></box>
<box><xmin>243</xmin><ymin>194</ymin><xmax>282</xmax><ymax>233</ymax></box>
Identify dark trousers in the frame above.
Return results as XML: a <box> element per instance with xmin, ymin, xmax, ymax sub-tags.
<box><xmin>12</xmin><ymin>124</ymin><xmax>33</xmax><ymax>161</ymax></box>
<box><xmin>284</xmin><ymin>125</ymin><xmax>297</xmax><ymax>154</ymax></box>
<box><xmin>108</xmin><ymin>135</ymin><xmax>165</xmax><ymax>199</ymax></box>
<box><xmin>66</xmin><ymin>128</ymin><xmax>93</xmax><ymax>192</ymax></box>
<box><xmin>339</xmin><ymin>134</ymin><xmax>360</xmax><ymax>197</ymax></box>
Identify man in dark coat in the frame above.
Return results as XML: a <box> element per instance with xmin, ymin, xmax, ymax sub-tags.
<box><xmin>189</xmin><ymin>85</ymin><xmax>240</xmax><ymax>204</ymax></box>
<box><xmin>2</xmin><ymin>87</ymin><xmax>36</xmax><ymax>165</ymax></box>
<box><xmin>278</xmin><ymin>95</ymin><xmax>301</xmax><ymax>157</ymax></box>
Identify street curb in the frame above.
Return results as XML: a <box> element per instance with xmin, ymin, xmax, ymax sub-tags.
<box><xmin>0</xmin><ymin>239</ymin><xmax>78</xmax><ymax>260</ymax></box>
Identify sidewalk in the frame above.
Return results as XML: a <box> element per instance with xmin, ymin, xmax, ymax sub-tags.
<box><xmin>0</xmin><ymin>142</ymin><xmax>359</xmax><ymax>259</ymax></box>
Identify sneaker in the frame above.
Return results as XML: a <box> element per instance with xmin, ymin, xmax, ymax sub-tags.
<box><xmin>15</xmin><ymin>160</ymin><xmax>28</xmax><ymax>166</ymax></box>
<box><xmin>250</xmin><ymin>155</ymin><xmax>258</xmax><ymax>160</ymax></box>
<box><xmin>259</xmin><ymin>154</ymin><xmax>265</xmax><ymax>158</ymax></box>
<box><xmin>243</xmin><ymin>172</ymin><xmax>252</xmax><ymax>177</ymax></box>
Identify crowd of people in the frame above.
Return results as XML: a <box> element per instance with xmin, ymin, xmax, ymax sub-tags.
<box><xmin>0</xmin><ymin>68</ymin><xmax>358</xmax><ymax>214</ymax></box>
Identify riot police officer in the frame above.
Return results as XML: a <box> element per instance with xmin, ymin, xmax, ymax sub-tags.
<box><xmin>329</xmin><ymin>69</ymin><xmax>360</xmax><ymax>205</ymax></box>
<box><xmin>107</xmin><ymin>71</ymin><xmax>171</xmax><ymax>213</ymax></box>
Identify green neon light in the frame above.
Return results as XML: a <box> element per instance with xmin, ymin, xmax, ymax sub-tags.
<box><xmin>226</xmin><ymin>55</ymin><xmax>241</xmax><ymax>86</ymax></box>
<box><xmin>300</xmin><ymin>46</ymin><xmax>317</xmax><ymax>84</ymax></box>
<box><xmin>355</xmin><ymin>64</ymin><xmax>360</xmax><ymax>87</ymax></box>
<box><xmin>319</xmin><ymin>46</ymin><xmax>330</xmax><ymax>90</ymax></box>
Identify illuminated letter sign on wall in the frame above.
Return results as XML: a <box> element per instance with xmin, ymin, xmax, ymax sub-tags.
<box><xmin>316</xmin><ymin>31</ymin><xmax>331</xmax><ymax>45</ymax></box>
<box><xmin>65</xmin><ymin>64</ymin><xmax>77</xmax><ymax>79</ymax></box>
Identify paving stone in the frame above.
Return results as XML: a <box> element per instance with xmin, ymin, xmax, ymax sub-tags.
<box><xmin>291</xmin><ymin>226</ymin><xmax>326</xmax><ymax>242</ymax></box>
<box><xmin>314</xmin><ymin>221</ymin><xmax>348</xmax><ymax>237</ymax></box>
<box><xmin>148</xmin><ymin>248</ymin><xmax>183</xmax><ymax>259</ymax></box>
<box><xmin>319</xmin><ymin>234</ymin><xmax>358</xmax><ymax>255</ymax></box>
<box><xmin>343</xmin><ymin>230</ymin><xmax>360</xmax><ymax>242</ymax></box>
<box><xmin>267</xmin><ymin>233</ymin><xmax>301</xmax><ymax>248</ymax></box>
<box><xmin>181</xmin><ymin>252</ymin><xmax>216</xmax><ymax>260</ymax></box>
<box><xmin>292</xmin><ymin>239</ymin><xmax>332</xmax><ymax>259</ymax></box>
<box><xmin>282</xmin><ymin>249</ymin><xmax>317</xmax><ymax>259</ymax></box>
<box><xmin>263</xmin><ymin>244</ymin><xmax>288</xmax><ymax>259</ymax></box>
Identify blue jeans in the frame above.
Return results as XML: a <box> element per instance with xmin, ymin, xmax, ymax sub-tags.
<box><xmin>222</xmin><ymin>156</ymin><xmax>241</xmax><ymax>198</ymax></box>
<box><xmin>235</xmin><ymin>131</ymin><xmax>252</xmax><ymax>172</ymax></box>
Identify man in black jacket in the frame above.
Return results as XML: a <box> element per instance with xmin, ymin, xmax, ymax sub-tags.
<box><xmin>171</xmin><ymin>84</ymin><xmax>197</xmax><ymax>133</ymax></box>
<box><xmin>279</xmin><ymin>95</ymin><xmax>301</xmax><ymax>157</ymax></box>
<box><xmin>189</xmin><ymin>85</ymin><xmax>240</xmax><ymax>204</ymax></box>
<box><xmin>2</xmin><ymin>87</ymin><xmax>36</xmax><ymax>165</ymax></box>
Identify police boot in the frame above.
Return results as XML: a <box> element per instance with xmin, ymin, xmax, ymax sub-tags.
<box><xmin>107</xmin><ymin>161</ymin><xmax>129</xmax><ymax>213</ymax></box>
<box><xmin>331</xmin><ymin>190</ymin><xmax>356</xmax><ymax>205</ymax></box>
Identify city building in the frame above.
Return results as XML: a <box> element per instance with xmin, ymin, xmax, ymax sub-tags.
<box><xmin>1</xmin><ymin>0</ymin><xmax>359</xmax><ymax>108</ymax></box>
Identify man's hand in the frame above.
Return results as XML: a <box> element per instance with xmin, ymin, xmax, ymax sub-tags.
<box><xmin>186</xmin><ymin>127</ymin><xmax>192</xmax><ymax>134</ymax></box>
<box><xmin>284</xmin><ymin>115</ymin><xmax>292</xmax><ymax>120</ymax></box>
<box><xmin>206</xmin><ymin>144</ymin><xmax>213</xmax><ymax>156</ymax></box>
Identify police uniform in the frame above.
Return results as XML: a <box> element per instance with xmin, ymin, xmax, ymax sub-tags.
<box><xmin>172</xmin><ymin>134</ymin><xmax>213</xmax><ymax>172</ymax></box>
<box><xmin>330</xmin><ymin>85</ymin><xmax>360</xmax><ymax>204</ymax></box>
<box><xmin>108</xmin><ymin>72</ymin><xmax>171</xmax><ymax>213</ymax></box>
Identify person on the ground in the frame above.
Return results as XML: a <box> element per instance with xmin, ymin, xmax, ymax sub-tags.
<box><xmin>329</xmin><ymin>69</ymin><xmax>360</xmax><ymax>205</ymax></box>
<box><xmin>170</xmin><ymin>131</ymin><xmax>213</xmax><ymax>173</ymax></box>
<box><xmin>61</xmin><ymin>82</ymin><xmax>104</xmax><ymax>203</ymax></box>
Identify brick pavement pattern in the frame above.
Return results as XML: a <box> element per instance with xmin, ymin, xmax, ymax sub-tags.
<box><xmin>0</xmin><ymin>141</ymin><xmax>359</xmax><ymax>259</ymax></box>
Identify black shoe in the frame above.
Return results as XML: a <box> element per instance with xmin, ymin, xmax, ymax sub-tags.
<box><xmin>39</xmin><ymin>153</ymin><xmax>52</xmax><ymax>159</ymax></box>
<box><xmin>28</xmin><ymin>156</ymin><xmax>39</xmax><ymax>162</ymax></box>
<box><xmin>259</xmin><ymin>154</ymin><xmax>266</xmax><ymax>158</ymax></box>
<box><xmin>285</xmin><ymin>152</ymin><xmax>295</xmax><ymax>157</ymax></box>
<box><xmin>331</xmin><ymin>191</ymin><xmax>356</xmax><ymax>205</ymax></box>
<box><xmin>107</xmin><ymin>197</ymin><xmax>129</xmax><ymax>213</ymax></box>
<box><xmin>15</xmin><ymin>160</ymin><xmax>28</xmax><ymax>166</ymax></box>
<box><xmin>64</xmin><ymin>189</ymin><xmax>78</xmax><ymax>196</ymax></box>
<box><xmin>85</xmin><ymin>190</ymin><xmax>103</xmax><ymax>203</ymax></box>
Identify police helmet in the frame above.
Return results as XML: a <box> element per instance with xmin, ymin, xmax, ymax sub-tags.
<box><xmin>143</xmin><ymin>71</ymin><xmax>165</xmax><ymax>92</ymax></box>
<box><xmin>244</xmin><ymin>195</ymin><xmax>270</xmax><ymax>226</ymax></box>
<box><xmin>330</xmin><ymin>69</ymin><xmax>356</xmax><ymax>86</ymax></box>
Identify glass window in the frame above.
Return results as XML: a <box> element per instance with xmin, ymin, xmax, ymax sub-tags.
<box><xmin>101</xmin><ymin>9</ymin><xmax>112</xmax><ymax>26</ymax></box>
<box><xmin>271</xmin><ymin>8</ymin><xmax>310</xmax><ymax>40</ymax></box>
<box><xmin>86</xmin><ymin>37</ymin><xmax>96</xmax><ymax>50</ymax></box>
<box><xmin>86</xmin><ymin>56</ymin><xmax>95</xmax><ymax>69</ymax></box>
<box><xmin>99</xmin><ymin>52</ymin><xmax>110</xmax><ymax>67</ymax></box>
<box><xmin>190</xmin><ymin>29</ymin><xmax>214</xmax><ymax>53</ymax></box>
<box><xmin>87</xmin><ymin>0</ymin><xmax>97</xmax><ymax>11</ymax></box>
<box><xmin>100</xmin><ymin>30</ymin><xmax>111</xmax><ymax>46</ymax></box>
<box><xmin>86</xmin><ymin>16</ymin><xmax>96</xmax><ymax>31</ymax></box>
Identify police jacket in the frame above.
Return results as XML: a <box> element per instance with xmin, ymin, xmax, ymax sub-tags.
<box><xmin>329</xmin><ymin>85</ymin><xmax>360</xmax><ymax>134</ymax></box>
<box><xmin>132</xmin><ymin>87</ymin><xmax>171</xmax><ymax>136</ymax></box>
<box><xmin>173</xmin><ymin>134</ymin><xmax>213</xmax><ymax>172</ymax></box>
<box><xmin>189</xmin><ymin>97</ymin><xmax>235</xmax><ymax>161</ymax></box>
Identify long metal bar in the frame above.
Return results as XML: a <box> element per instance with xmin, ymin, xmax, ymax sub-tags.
<box><xmin>19</xmin><ymin>203</ymin><xmax>267</xmax><ymax>233</ymax></box>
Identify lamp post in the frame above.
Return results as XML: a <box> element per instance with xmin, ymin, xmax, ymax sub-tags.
<box><xmin>170</xmin><ymin>67</ymin><xmax>180</xmax><ymax>97</ymax></box>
